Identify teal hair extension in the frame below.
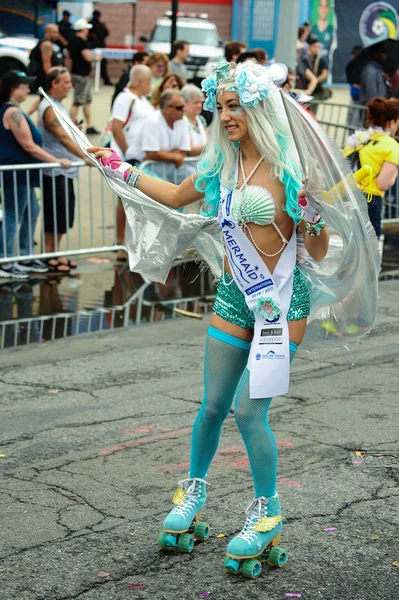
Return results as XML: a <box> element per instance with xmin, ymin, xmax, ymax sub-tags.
<box><xmin>277</xmin><ymin>133</ymin><xmax>302</xmax><ymax>224</ymax></box>
<box><xmin>195</xmin><ymin>151</ymin><xmax>223</xmax><ymax>217</ymax></box>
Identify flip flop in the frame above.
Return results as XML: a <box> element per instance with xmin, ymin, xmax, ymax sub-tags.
<box><xmin>58</xmin><ymin>258</ymin><xmax>78</xmax><ymax>269</ymax></box>
<box><xmin>44</xmin><ymin>259</ymin><xmax>70</xmax><ymax>274</ymax></box>
<box><xmin>116</xmin><ymin>250</ymin><xmax>128</xmax><ymax>262</ymax></box>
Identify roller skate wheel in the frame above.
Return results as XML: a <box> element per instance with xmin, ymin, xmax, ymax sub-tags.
<box><xmin>268</xmin><ymin>546</ymin><xmax>288</xmax><ymax>568</ymax></box>
<box><xmin>224</xmin><ymin>556</ymin><xmax>240</xmax><ymax>574</ymax></box>
<box><xmin>193</xmin><ymin>521</ymin><xmax>210</xmax><ymax>541</ymax></box>
<box><xmin>242</xmin><ymin>558</ymin><xmax>262</xmax><ymax>579</ymax></box>
<box><xmin>177</xmin><ymin>533</ymin><xmax>195</xmax><ymax>553</ymax></box>
<box><xmin>158</xmin><ymin>530</ymin><xmax>177</xmax><ymax>550</ymax></box>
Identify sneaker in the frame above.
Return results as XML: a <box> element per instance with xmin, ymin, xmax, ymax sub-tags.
<box><xmin>86</xmin><ymin>126</ymin><xmax>100</xmax><ymax>135</ymax></box>
<box><xmin>0</xmin><ymin>263</ymin><xmax>29</xmax><ymax>280</ymax></box>
<box><xmin>297</xmin><ymin>93</ymin><xmax>314</xmax><ymax>103</ymax></box>
<box><xmin>18</xmin><ymin>259</ymin><xmax>49</xmax><ymax>273</ymax></box>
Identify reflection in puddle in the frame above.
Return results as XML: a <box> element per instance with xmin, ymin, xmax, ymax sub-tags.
<box><xmin>0</xmin><ymin>256</ymin><xmax>216</xmax><ymax>349</ymax></box>
<box><xmin>0</xmin><ymin>234</ymin><xmax>398</xmax><ymax>350</ymax></box>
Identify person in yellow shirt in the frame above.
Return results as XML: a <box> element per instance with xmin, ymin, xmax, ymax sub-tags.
<box><xmin>344</xmin><ymin>97</ymin><xmax>399</xmax><ymax>242</ymax></box>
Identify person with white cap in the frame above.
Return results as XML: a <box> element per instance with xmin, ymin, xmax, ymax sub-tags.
<box><xmin>66</xmin><ymin>18</ymin><xmax>100</xmax><ymax>134</ymax></box>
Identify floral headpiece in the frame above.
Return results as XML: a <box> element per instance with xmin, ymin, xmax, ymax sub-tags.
<box><xmin>201</xmin><ymin>57</ymin><xmax>272</xmax><ymax>112</ymax></box>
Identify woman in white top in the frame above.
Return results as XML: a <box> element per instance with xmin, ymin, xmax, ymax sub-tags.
<box><xmin>181</xmin><ymin>84</ymin><xmax>208</xmax><ymax>156</ymax></box>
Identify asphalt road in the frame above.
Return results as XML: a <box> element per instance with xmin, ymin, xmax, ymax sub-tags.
<box><xmin>0</xmin><ymin>279</ymin><xmax>398</xmax><ymax>600</ymax></box>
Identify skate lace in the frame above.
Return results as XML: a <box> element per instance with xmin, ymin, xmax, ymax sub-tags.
<box><xmin>172</xmin><ymin>478</ymin><xmax>208</xmax><ymax>518</ymax></box>
<box><xmin>237</xmin><ymin>496</ymin><xmax>268</xmax><ymax>544</ymax></box>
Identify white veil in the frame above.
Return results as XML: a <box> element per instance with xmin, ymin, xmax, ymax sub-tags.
<box><xmin>40</xmin><ymin>86</ymin><xmax>379</xmax><ymax>349</ymax></box>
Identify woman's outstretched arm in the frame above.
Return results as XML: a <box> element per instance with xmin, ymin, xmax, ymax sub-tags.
<box><xmin>88</xmin><ymin>147</ymin><xmax>204</xmax><ymax>209</ymax></box>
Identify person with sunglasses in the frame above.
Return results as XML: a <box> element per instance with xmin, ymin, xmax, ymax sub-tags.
<box><xmin>126</xmin><ymin>89</ymin><xmax>191</xmax><ymax>177</ymax></box>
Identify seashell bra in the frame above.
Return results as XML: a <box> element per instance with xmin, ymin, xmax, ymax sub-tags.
<box><xmin>231</xmin><ymin>153</ymin><xmax>288</xmax><ymax>256</ymax></box>
<box><xmin>231</xmin><ymin>184</ymin><xmax>276</xmax><ymax>226</ymax></box>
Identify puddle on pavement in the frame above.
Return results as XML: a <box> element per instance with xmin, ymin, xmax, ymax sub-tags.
<box><xmin>0</xmin><ymin>255</ymin><xmax>216</xmax><ymax>349</ymax></box>
<box><xmin>0</xmin><ymin>234</ymin><xmax>398</xmax><ymax>349</ymax></box>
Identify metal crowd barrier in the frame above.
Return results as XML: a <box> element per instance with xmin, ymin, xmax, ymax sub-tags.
<box><xmin>0</xmin><ymin>161</ymin><xmax>122</xmax><ymax>265</ymax></box>
<box><xmin>309</xmin><ymin>100</ymin><xmax>367</xmax><ymax>141</ymax></box>
<box><xmin>139</xmin><ymin>156</ymin><xmax>200</xmax><ymax>183</ymax></box>
<box><xmin>384</xmin><ymin>181</ymin><xmax>399</xmax><ymax>223</ymax></box>
<box><xmin>139</xmin><ymin>156</ymin><xmax>201</xmax><ymax>214</ymax></box>
<box><xmin>309</xmin><ymin>101</ymin><xmax>399</xmax><ymax>223</ymax></box>
<box><xmin>0</xmin><ymin>151</ymin><xmax>397</xmax><ymax>272</ymax></box>
<box><xmin>139</xmin><ymin>156</ymin><xmax>200</xmax><ymax>178</ymax></box>
<box><xmin>0</xmin><ymin>157</ymin><xmax>202</xmax><ymax>266</ymax></box>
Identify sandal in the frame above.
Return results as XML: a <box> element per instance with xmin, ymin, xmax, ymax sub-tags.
<box><xmin>44</xmin><ymin>259</ymin><xmax>70</xmax><ymax>274</ymax></box>
<box><xmin>58</xmin><ymin>258</ymin><xmax>77</xmax><ymax>269</ymax></box>
<box><xmin>116</xmin><ymin>250</ymin><xmax>128</xmax><ymax>262</ymax></box>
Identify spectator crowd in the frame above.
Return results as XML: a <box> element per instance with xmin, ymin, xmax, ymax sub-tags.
<box><xmin>0</xmin><ymin>12</ymin><xmax>398</xmax><ymax>282</ymax></box>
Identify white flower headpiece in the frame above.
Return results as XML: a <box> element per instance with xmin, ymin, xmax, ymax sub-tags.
<box><xmin>201</xmin><ymin>58</ymin><xmax>273</xmax><ymax>111</ymax></box>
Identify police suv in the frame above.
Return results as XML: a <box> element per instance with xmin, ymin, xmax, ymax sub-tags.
<box><xmin>141</xmin><ymin>12</ymin><xmax>224</xmax><ymax>82</ymax></box>
<box><xmin>0</xmin><ymin>27</ymin><xmax>37</xmax><ymax>77</ymax></box>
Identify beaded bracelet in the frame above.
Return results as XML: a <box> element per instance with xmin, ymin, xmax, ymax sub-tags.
<box><xmin>303</xmin><ymin>218</ymin><xmax>327</xmax><ymax>237</ymax></box>
<box><xmin>126</xmin><ymin>168</ymin><xmax>142</xmax><ymax>189</ymax></box>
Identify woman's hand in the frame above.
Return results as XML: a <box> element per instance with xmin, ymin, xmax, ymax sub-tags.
<box><xmin>59</xmin><ymin>158</ymin><xmax>71</xmax><ymax>169</ymax></box>
<box><xmin>298</xmin><ymin>191</ymin><xmax>322</xmax><ymax>224</ymax></box>
<box><xmin>87</xmin><ymin>146</ymin><xmax>113</xmax><ymax>160</ymax></box>
<box><xmin>87</xmin><ymin>147</ymin><xmax>134</xmax><ymax>183</ymax></box>
<box><xmin>173</xmin><ymin>151</ymin><xmax>185</xmax><ymax>169</ymax></box>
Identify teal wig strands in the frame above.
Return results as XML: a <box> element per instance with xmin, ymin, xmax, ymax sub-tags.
<box><xmin>277</xmin><ymin>133</ymin><xmax>303</xmax><ymax>225</ymax></box>
<box><xmin>195</xmin><ymin>150</ymin><xmax>223</xmax><ymax>217</ymax></box>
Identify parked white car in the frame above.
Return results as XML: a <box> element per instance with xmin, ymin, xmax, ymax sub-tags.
<box><xmin>141</xmin><ymin>13</ymin><xmax>224</xmax><ymax>82</ymax></box>
<box><xmin>0</xmin><ymin>27</ymin><xmax>37</xmax><ymax>77</ymax></box>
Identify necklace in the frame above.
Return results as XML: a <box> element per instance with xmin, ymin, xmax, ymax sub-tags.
<box><xmin>222</xmin><ymin>152</ymin><xmax>287</xmax><ymax>285</ymax></box>
<box><xmin>238</xmin><ymin>150</ymin><xmax>264</xmax><ymax>190</ymax></box>
<box><xmin>241</xmin><ymin>222</ymin><xmax>287</xmax><ymax>258</ymax></box>
<box><xmin>239</xmin><ymin>151</ymin><xmax>287</xmax><ymax>258</ymax></box>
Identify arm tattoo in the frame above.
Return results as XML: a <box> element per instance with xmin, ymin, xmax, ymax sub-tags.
<box><xmin>10</xmin><ymin>110</ymin><xmax>24</xmax><ymax>128</ymax></box>
<box><xmin>51</xmin><ymin>117</ymin><xmax>61</xmax><ymax>129</ymax></box>
<box><xmin>42</xmin><ymin>42</ymin><xmax>53</xmax><ymax>55</ymax></box>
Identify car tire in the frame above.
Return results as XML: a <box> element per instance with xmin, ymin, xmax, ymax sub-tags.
<box><xmin>0</xmin><ymin>58</ymin><xmax>26</xmax><ymax>78</ymax></box>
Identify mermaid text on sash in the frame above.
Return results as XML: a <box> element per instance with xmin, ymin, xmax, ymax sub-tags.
<box><xmin>223</xmin><ymin>228</ymin><xmax>259</xmax><ymax>280</ymax></box>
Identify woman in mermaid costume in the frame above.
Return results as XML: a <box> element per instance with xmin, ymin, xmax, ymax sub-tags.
<box><xmin>87</xmin><ymin>60</ymin><xmax>378</xmax><ymax>579</ymax></box>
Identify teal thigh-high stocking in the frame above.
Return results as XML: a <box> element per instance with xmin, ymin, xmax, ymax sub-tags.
<box><xmin>189</xmin><ymin>325</ymin><xmax>250</xmax><ymax>478</ymax></box>
<box><xmin>234</xmin><ymin>341</ymin><xmax>298</xmax><ymax>497</ymax></box>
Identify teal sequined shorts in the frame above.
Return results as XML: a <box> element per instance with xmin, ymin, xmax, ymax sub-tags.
<box><xmin>213</xmin><ymin>266</ymin><xmax>310</xmax><ymax>329</ymax></box>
